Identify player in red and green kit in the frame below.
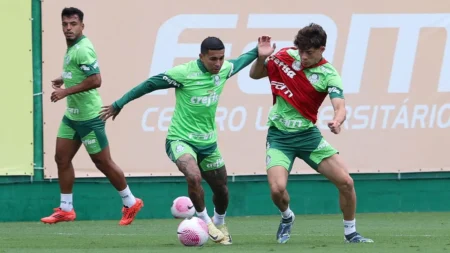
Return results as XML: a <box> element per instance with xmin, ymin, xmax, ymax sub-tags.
<box><xmin>249</xmin><ymin>24</ymin><xmax>374</xmax><ymax>244</ymax></box>
<box><xmin>100</xmin><ymin>36</ymin><xmax>265</xmax><ymax>244</ymax></box>
<box><xmin>41</xmin><ymin>7</ymin><xmax>143</xmax><ymax>226</ymax></box>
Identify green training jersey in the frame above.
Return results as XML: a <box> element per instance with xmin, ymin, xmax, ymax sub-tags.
<box><xmin>267</xmin><ymin>48</ymin><xmax>344</xmax><ymax>132</ymax></box>
<box><xmin>62</xmin><ymin>35</ymin><xmax>102</xmax><ymax>121</ymax></box>
<box><xmin>113</xmin><ymin>48</ymin><xmax>259</xmax><ymax>146</ymax></box>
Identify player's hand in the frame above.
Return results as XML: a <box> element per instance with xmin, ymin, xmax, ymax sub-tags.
<box><xmin>51</xmin><ymin>77</ymin><xmax>64</xmax><ymax>89</ymax></box>
<box><xmin>328</xmin><ymin>120</ymin><xmax>341</xmax><ymax>134</ymax></box>
<box><xmin>100</xmin><ymin>105</ymin><xmax>120</xmax><ymax>121</ymax></box>
<box><xmin>257</xmin><ymin>35</ymin><xmax>276</xmax><ymax>58</ymax></box>
<box><xmin>51</xmin><ymin>88</ymin><xmax>68</xmax><ymax>102</ymax></box>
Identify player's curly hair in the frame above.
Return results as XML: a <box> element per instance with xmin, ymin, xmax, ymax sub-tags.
<box><xmin>294</xmin><ymin>23</ymin><xmax>327</xmax><ymax>50</ymax></box>
<box><xmin>61</xmin><ymin>7</ymin><xmax>84</xmax><ymax>22</ymax></box>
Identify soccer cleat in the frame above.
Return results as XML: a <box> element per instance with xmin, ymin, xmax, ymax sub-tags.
<box><xmin>119</xmin><ymin>198</ymin><xmax>144</xmax><ymax>226</ymax></box>
<box><xmin>216</xmin><ymin>224</ymin><xmax>232</xmax><ymax>245</ymax></box>
<box><xmin>344</xmin><ymin>232</ymin><xmax>374</xmax><ymax>243</ymax></box>
<box><xmin>276</xmin><ymin>213</ymin><xmax>295</xmax><ymax>244</ymax></box>
<box><xmin>206</xmin><ymin>221</ymin><xmax>225</xmax><ymax>242</ymax></box>
<box><xmin>41</xmin><ymin>208</ymin><xmax>76</xmax><ymax>224</ymax></box>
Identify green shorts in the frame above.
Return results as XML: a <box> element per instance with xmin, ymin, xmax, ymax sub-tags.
<box><xmin>266</xmin><ymin>126</ymin><xmax>338</xmax><ymax>172</ymax></box>
<box><xmin>57</xmin><ymin>115</ymin><xmax>109</xmax><ymax>155</ymax></box>
<box><xmin>165</xmin><ymin>139</ymin><xmax>224</xmax><ymax>172</ymax></box>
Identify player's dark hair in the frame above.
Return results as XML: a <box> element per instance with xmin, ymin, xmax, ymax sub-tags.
<box><xmin>200</xmin><ymin>37</ymin><xmax>225</xmax><ymax>54</ymax></box>
<box><xmin>294</xmin><ymin>23</ymin><xmax>327</xmax><ymax>50</ymax></box>
<box><xmin>61</xmin><ymin>7</ymin><xmax>84</xmax><ymax>22</ymax></box>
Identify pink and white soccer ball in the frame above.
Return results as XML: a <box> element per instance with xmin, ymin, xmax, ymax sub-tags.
<box><xmin>171</xmin><ymin>196</ymin><xmax>195</xmax><ymax>219</ymax></box>
<box><xmin>177</xmin><ymin>217</ymin><xmax>209</xmax><ymax>246</ymax></box>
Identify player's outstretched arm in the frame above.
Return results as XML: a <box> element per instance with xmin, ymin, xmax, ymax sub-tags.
<box><xmin>249</xmin><ymin>36</ymin><xmax>276</xmax><ymax>80</ymax></box>
<box><xmin>227</xmin><ymin>47</ymin><xmax>258</xmax><ymax>78</ymax></box>
<box><xmin>226</xmin><ymin>35</ymin><xmax>273</xmax><ymax>78</ymax></box>
<box><xmin>99</xmin><ymin>73</ymin><xmax>182</xmax><ymax>121</ymax></box>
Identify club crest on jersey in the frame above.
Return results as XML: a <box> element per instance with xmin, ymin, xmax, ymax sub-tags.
<box><xmin>292</xmin><ymin>60</ymin><xmax>301</xmax><ymax>71</ymax></box>
<box><xmin>308</xmin><ymin>74</ymin><xmax>320</xmax><ymax>84</ymax></box>
<box><xmin>64</xmin><ymin>55</ymin><xmax>71</xmax><ymax>65</ymax></box>
<box><xmin>213</xmin><ymin>75</ymin><xmax>221</xmax><ymax>86</ymax></box>
<box><xmin>175</xmin><ymin>145</ymin><xmax>184</xmax><ymax>153</ymax></box>
<box><xmin>266</xmin><ymin>155</ymin><xmax>271</xmax><ymax>166</ymax></box>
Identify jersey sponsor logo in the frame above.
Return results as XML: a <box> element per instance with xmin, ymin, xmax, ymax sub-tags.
<box><xmin>270</xmin><ymin>81</ymin><xmax>293</xmax><ymax>98</ymax></box>
<box><xmin>206</xmin><ymin>157</ymin><xmax>224</xmax><ymax>169</ymax></box>
<box><xmin>62</xmin><ymin>71</ymin><xmax>72</xmax><ymax>79</ymax></box>
<box><xmin>80</xmin><ymin>65</ymin><xmax>90</xmax><ymax>71</ymax></box>
<box><xmin>162</xmin><ymin>75</ymin><xmax>181</xmax><ymax>87</ymax></box>
<box><xmin>83</xmin><ymin>139</ymin><xmax>96</xmax><ymax>146</ymax></box>
<box><xmin>188</xmin><ymin>72</ymin><xmax>203</xmax><ymax>78</ymax></box>
<box><xmin>316</xmin><ymin>139</ymin><xmax>330</xmax><ymax>150</ymax></box>
<box><xmin>268</xmin><ymin>55</ymin><xmax>296</xmax><ymax>78</ymax></box>
<box><xmin>188</xmin><ymin>132</ymin><xmax>214</xmax><ymax>140</ymax></box>
<box><xmin>270</xmin><ymin>114</ymin><xmax>303</xmax><ymax>128</ymax></box>
<box><xmin>66</xmin><ymin>107</ymin><xmax>79</xmax><ymax>114</ymax></box>
<box><xmin>190</xmin><ymin>91</ymin><xmax>219</xmax><ymax>107</ymax></box>
<box><xmin>328</xmin><ymin>87</ymin><xmax>341</xmax><ymax>95</ymax></box>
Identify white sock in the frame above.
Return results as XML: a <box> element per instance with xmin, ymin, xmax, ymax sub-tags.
<box><xmin>118</xmin><ymin>185</ymin><xmax>136</xmax><ymax>208</ymax></box>
<box><xmin>196</xmin><ymin>208</ymin><xmax>212</xmax><ymax>224</ymax></box>
<box><xmin>344</xmin><ymin>219</ymin><xmax>356</xmax><ymax>235</ymax></box>
<box><xmin>281</xmin><ymin>206</ymin><xmax>293</xmax><ymax>219</ymax></box>
<box><xmin>60</xmin><ymin>193</ymin><xmax>73</xmax><ymax>212</ymax></box>
<box><xmin>213</xmin><ymin>208</ymin><xmax>226</xmax><ymax>225</ymax></box>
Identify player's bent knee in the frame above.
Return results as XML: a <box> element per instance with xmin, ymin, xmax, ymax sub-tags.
<box><xmin>269</xmin><ymin>179</ymin><xmax>287</xmax><ymax>197</ymax></box>
<box><xmin>270</xmin><ymin>184</ymin><xmax>286</xmax><ymax>197</ymax></box>
<box><xmin>90</xmin><ymin>155</ymin><xmax>114</xmax><ymax>172</ymax></box>
<box><xmin>337</xmin><ymin>175</ymin><xmax>354</xmax><ymax>193</ymax></box>
<box><xmin>185</xmin><ymin>173</ymin><xmax>202</xmax><ymax>187</ymax></box>
<box><xmin>54</xmin><ymin>154</ymin><xmax>71</xmax><ymax>169</ymax></box>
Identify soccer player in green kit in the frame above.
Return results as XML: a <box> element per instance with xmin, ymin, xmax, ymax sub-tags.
<box><xmin>249</xmin><ymin>24</ymin><xmax>374</xmax><ymax>244</ymax></box>
<box><xmin>100</xmin><ymin>36</ymin><xmax>267</xmax><ymax>244</ymax></box>
<box><xmin>41</xmin><ymin>7</ymin><xmax>143</xmax><ymax>226</ymax></box>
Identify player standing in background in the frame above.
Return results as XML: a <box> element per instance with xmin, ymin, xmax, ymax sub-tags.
<box><xmin>41</xmin><ymin>7</ymin><xmax>143</xmax><ymax>226</ymax></box>
<box><xmin>100</xmin><ymin>36</ymin><xmax>266</xmax><ymax>244</ymax></box>
<box><xmin>249</xmin><ymin>24</ymin><xmax>374</xmax><ymax>244</ymax></box>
